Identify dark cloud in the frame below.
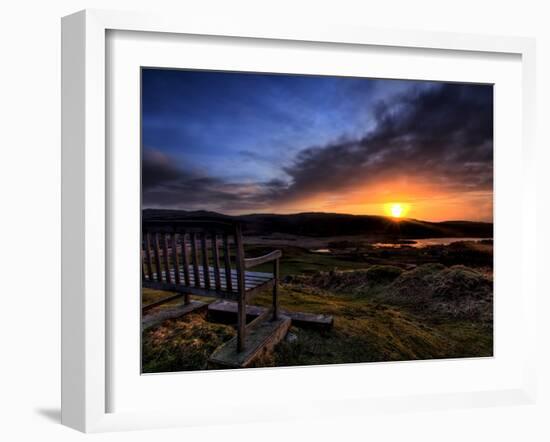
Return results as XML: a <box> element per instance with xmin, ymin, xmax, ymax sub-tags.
<box><xmin>279</xmin><ymin>83</ymin><xmax>493</xmax><ymax>201</ymax></box>
<box><xmin>142</xmin><ymin>148</ymin><xmax>282</xmax><ymax>211</ymax></box>
<box><xmin>142</xmin><ymin>149</ymin><xmax>184</xmax><ymax>189</ymax></box>
<box><xmin>142</xmin><ymin>82</ymin><xmax>493</xmax><ymax>212</ymax></box>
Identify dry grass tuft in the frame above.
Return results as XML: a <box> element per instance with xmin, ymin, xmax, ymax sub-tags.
<box><xmin>142</xmin><ymin>312</ymin><xmax>235</xmax><ymax>373</ymax></box>
<box><xmin>384</xmin><ymin>264</ymin><xmax>493</xmax><ymax>323</ymax></box>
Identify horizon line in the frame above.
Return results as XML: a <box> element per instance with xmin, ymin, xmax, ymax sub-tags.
<box><xmin>141</xmin><ymin>207</ymin><xmax>493</xmax><ymax>225</ymax></box>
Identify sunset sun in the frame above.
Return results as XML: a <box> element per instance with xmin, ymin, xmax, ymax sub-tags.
<box><xmin>384</xmin><ymin>202</ymin><xmax>410</xmax><ymax>219</ymax></box>
<box><xmin>391</xmin><ymin>204</ymin><xmax>404</xmax><ymax>218</ymax></box>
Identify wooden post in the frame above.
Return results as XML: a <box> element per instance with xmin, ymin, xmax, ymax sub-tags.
<box><xmin>272</xmin><ymin>258</ymin><xmax>279</xmax><ymax>321</ymax></box>
<box><xmin>153</xmin><ymin>232</ymin><xmax>162</xmax><ymax>282</ymax></box>
<box><xmin>162</xmin><ymin>233</ymin><xmax>172</xmax><ymax>284</ymax></box>
<box><xmin>144</xmin><ymin>232</ymin><xmax>153</xmax><ymax>280</ymax></box>
<box><xmin>234</xmin><ymin>224</ymin><xmax>246</xmax><ymax>352</ymax></box>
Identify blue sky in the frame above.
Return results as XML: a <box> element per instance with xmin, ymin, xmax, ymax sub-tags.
<box><xmin>141</xmin><ymin>69</ymin><xmax>493</xmax><ymax>221</ymax></box>
<box><xmin>142</xmin><ymin>70</ymin><xmax>419</xmax><ymax>183</ymax></box>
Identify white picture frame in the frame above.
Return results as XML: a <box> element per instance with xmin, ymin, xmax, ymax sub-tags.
<box><xmin>61</xmin><ymin>9</ymin><xmax>537</xmax><ymax>433</ymax></box>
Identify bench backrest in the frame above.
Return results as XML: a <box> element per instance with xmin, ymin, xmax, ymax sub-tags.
<box><xmin>142</xmin><ymin>219</ymin><xmax>246</xmax><ymax>296</ymax></box>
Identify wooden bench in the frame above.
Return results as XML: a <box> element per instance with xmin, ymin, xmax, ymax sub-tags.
<box><xmin>142</xmin><ymin>219</ymin><xmax>282</xmax><ymax>353</ymax></box>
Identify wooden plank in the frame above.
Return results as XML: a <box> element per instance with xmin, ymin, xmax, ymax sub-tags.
<box><xmin>211</xmin><ymin>232</ymin><xmax>222</xmax><ymax>291</ymax></box>
<box><xmin>185</xmin><ymin>273</ymin><xmax>264</xmax><ymax>291</ymax></box>
<box><xmin>153</xmin><ymin>232</ymin><xmax>162</xmax><ymax>282</ymax></box>
<box><xmin>190</xmin><ymin>232</ymin><xmax>200</xmax><ymax>287</ymax></box>
<box><xmin>207</xmin><ymin>300</ymin><xmax>334</xmax><ymax>330</ymax></box>
<box><xmin>142</xmin><ymin>280</ymin><xmax>240</xmax><ymax>301</ymax></box>
<box><xmin>195</xmin><ymin>266</ymin><xmax>272</xmax><ymax>281</ymax></box>
<box><xmin>245</xmin><ymin>280</ymin><xmax>275</xmax><ymax>302</ymax></box>
<box><xmin>245</xmin><ymin>306</ymin><xmax>272</xmax><ymax>331</ymax></box>
<box><xmin>141</xmin><ymin>253</ymin><xmax>146</xmax><ymax>281</ymax></box>
<box><xmin>144</xmin><ymin>232</ymin><xmax>153</xmax><ymax>280</ymax></box>
<box><xmin>149</xmin><ymin>266</ymin><xmax>273</xmax><ymax>291</ymax></box>
<box><xmin>208</xmin><ymin>315</ymin><xmax>291</xmax><ymax>368</ymax></box>
<box><xmin>208</xmin><ymin>302</ymin><xmax>266</xmax><ymax>324</ymax></box>
<box><xmin>171</xmin><ymin>233</ymin><xmax>181</xmax><ymax>284</ymax></box>
<box><xmin>150</xmin><ymin>273</ymin><xmax>264</xmax><ymax>292</ymax></box>
<box><xmin>244</xmin><ymin>250</ymin><xmax>282</xmax><ymax>269</ymax></box>
<box><xmin>200</xmin><ymin>233</ymin><xmax>211</xmax><ymax>289</ymax></box>
<box><xmin>222</xmin><ymin>233</ymin><xmax>233</xmax><ymax>293</ymax></box>
<box><xmin>162</xmin><ymin>233</ymin><xmax>172</xmax><ymax>284</ymax></box>
<box><xmin>180</xmin><ymin>232</ymin><xmax>190</xmax><ymax>286</ymax></box>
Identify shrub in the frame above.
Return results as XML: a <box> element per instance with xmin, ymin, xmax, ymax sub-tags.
<box><xmin>386</xmin><ymin>264</ymin><xmax>492</xmax><ymax>322</ymax></box>
<box><xmin>365</xmin><ymin>265</ymin><xmax>404</xmax><ymax>285</ymax></box>
<box><xmin>431</xmin><ymin>265</ymin><xmax>492</xmax><ymax>300</ymax></box>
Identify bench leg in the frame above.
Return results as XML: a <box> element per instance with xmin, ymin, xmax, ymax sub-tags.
<box><xmin>237</xmin><ymin>293</ymin><xmax>246</xmax><ymax>352</ymax></box>
<box><xmin>184</xmin><ymin>293</ymin><xmax>191</xmax><ymax>305</ymax></box>
<box><xmin>272</xmin><ymin>259</ymin><xmax>279</xmax><ymax>321</ymax></box>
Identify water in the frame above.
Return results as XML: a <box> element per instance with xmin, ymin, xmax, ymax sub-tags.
<box><xmin>373</xmin><ymin>237</ymin><xmax>492</xmax><ymax>248</ymax></box>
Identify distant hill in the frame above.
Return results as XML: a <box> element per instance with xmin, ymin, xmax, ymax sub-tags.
<box><xmin>142</xmin><ymin>209</ymin><xmax>493</xmax><ymax>239</ymax></box>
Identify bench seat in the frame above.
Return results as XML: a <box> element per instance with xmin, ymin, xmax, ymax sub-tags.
<box><xmin>144</xmin><ymin>265</ymin><xmax>274</xmax><ymax>300</ymax></box>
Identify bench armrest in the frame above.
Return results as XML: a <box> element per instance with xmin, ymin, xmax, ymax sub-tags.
<box><xmin>244</xmin><ymin>250</ymin><xmax>282</xmax><ymax>269</ymax></box>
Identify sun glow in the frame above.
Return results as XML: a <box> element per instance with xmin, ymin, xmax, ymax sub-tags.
<box><xmin>384</xmin><ymin>202</ymin><xmax>410</xmax><ymax>219</ymax></box>
<box><xmin>391</xmin><ymin>204</ymin><xmax>404</xmax><ymax>217</ymax></box>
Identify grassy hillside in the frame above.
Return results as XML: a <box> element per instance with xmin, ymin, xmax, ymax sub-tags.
<box><xmin>142</xmin><ymin>264</ymin><xmax>492</xmax><ymax>372</ymax></box>
<box><xmin>142</xmin><ymin>240</ymin><xmax>493</xmax><ymax>372</ymax></box>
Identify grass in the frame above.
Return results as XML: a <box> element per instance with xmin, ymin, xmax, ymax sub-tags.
<box><xmin>244</xmin><ymin>244</ymin><xmax>368</xmax><ymax>278</ymax></box>
<box><xmin>252</xmin><ymin>278</ymin><xmax>492</xmax><ymax>367</ymax></box>
<box><xmin>142</xmin><ymin>313</ymin><xmax>235</xmax><ymax>373</ymax></box>
<box><xmin>141</xmin><ymin>241</ymin><xmax>493</xmax><ymax>372</ymax></box>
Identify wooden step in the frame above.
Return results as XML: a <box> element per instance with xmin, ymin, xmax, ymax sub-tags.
<box><xmin>208</xmin><ymin>315</ymin><xmax>291</xmax><ymax>369</ymax></box>
<box><xmin>208</xmin><ymin>302</ymin><xmax>267</xmax><ymax>325</ymax></box>
<box><xmin>207</xmin><ymin>300</ymin><xmax>334</xmax><ymax>330</ymax></box>
<box><xmin>141</xmin><ymin>300</ymin><xmax>207</xmax><ymax>331</ymax></box>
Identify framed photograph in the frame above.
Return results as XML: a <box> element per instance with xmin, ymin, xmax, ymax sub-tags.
<box><xmin>61</xmin><ymin>9</ymin><xmax>537</xmax><ymax>432</ymax></box>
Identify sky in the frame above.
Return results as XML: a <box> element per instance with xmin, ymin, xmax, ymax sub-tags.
<box><xmin>142</xmin><ymin>68</ymin><xmax>493</xmax><ymax>222</ymax></box>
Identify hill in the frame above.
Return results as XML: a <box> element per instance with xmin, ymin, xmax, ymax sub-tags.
<box><xmin>142</xmin><ymin>208</ymin><xmax>492</xmax><ymax>239</ymax></box>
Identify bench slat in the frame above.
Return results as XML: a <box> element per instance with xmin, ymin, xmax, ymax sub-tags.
<box><xmin>171</xmin><ymin>233</ymin><xmax>181</xmax><ymax>284</ymax></box>
<box><xmin>162</xmin><ymin>233</ymin><xmax>172</xmax><ymax>284</ymax></box>
<box><xmin>201</xmin><ymin>233</ymin><xmax>211</xmax><ymax>289</ymax></box>
<box><xmin>211</xmin><ymin>232</ymin><xmax>222</xmax><ymax>291</ymax></box>
<box><xmin>152</xmin><ymin>275</ymin><xmax>268</xmax><ymax>291</ymax></box>
<box><xmin>144</xmin><ymin>232</ymin><xmax>153</xmax><ymax>280</ymax></box>
<box><xmin>142</xmin><ymin>280</ymin><xmax>240</xmax><ymax>301</ymax></box>
<box><xmin>222</xmin><ymin>233</ymin><xmax>233</xmax><ymax>293</ymax></box>
<box><xmin>153</xmin><ymin>232</ymin><xmax>162</xmax><ymax>282</ymax></box>
<box><xmin>181</xmin><ymin>232</ymin><xmax>190</xmax><ymax>285</ymax></box>
<box><xmin>150</xmin><ymin>265</ymin><xmax>273</xmax><ymax>292</ymax></box>
<box><xmin>190</xmin><ymin>232</ymin><xmax>200</xmax><ymax>287</ymax></box>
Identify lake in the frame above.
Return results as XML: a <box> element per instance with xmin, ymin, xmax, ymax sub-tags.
<box><xmin>373</xmin><ymin>237</ymin><xmax>493</xmax><ymax>248</ymax></box>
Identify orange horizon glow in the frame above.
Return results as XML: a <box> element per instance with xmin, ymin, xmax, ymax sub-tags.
<box><xmin>229</xmin><ymin>178</ymin><xmax>493</xmax><ymax>223</ymax></box>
